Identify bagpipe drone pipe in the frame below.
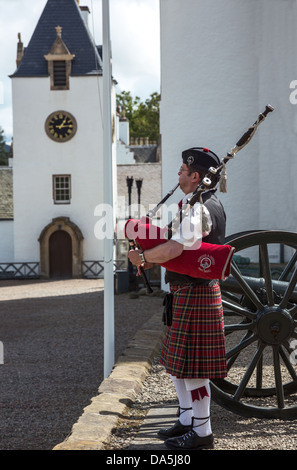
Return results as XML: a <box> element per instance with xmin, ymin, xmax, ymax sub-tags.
<box><xmin>126</xmin><ymin>105</ymin><xmax>274</xmax><ymax>292</ymax></box>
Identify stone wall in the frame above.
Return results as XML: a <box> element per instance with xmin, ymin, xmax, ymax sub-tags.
<box><xmin>0</xmin><ymin>168</ymin><xmax>13</xmax><ymax>219</ymax></box>
<box><xmin>116</xmin><ymin>162</ymin><xmax>162</xmax><ymax>276</ymax></box>
<box><xmin>117</xmin><ymin>162</ymin><xmax>162</xmax><ymax>220</ymax></box>
<box><xmin>0</xmin><ymin>168</ymin><xmax>14</xmax><ymax>262</ymax></box>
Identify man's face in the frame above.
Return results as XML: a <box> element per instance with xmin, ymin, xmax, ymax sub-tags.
<box><xmin>178</xmin><ymin>163</ymin><xmax>200</xmax><ymax>194</ymax></box>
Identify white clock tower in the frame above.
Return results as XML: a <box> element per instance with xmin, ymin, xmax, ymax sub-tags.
<box><xmin>11</xmin><ymin>0</ymin><xmax>117</xmax><ymax>278</ymax></box>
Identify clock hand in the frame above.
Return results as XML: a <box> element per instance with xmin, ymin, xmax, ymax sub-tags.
<box><xmin>56</xmin><ymin>119</ymin><xmax>66</xmax><ymax>129</ymax></box>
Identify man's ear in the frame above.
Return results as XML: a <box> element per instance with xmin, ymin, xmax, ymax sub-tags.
<box><xmin>191</xmin><ymin>171</ymin><xmax>200</xmax><ymax>183</ymax></box>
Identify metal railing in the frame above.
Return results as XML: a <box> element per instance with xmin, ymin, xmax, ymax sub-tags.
<box><xmin>0</xmin><ymin>260</ymin><xmax>127</xmax><ymax>280</ymax></box>
<box><xmin>0</xmin><ymin>262</ymin><xmax>40</xmax><ymax>279</ymax></box>
<box><xmin>82</xmin><ymin>260</ymin><xmax>126</xmax><ymax>278</ymax></box>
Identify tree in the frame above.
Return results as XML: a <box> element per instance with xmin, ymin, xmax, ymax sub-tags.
<box><xmin>116</xmin><ymin>91</ymin><xmax>160</xmax><ymax>143</ymax></box>
<box><xmin>0</xmin><ymin>127</ymin><xmax>8</xmax><ymax>166</ymax></box>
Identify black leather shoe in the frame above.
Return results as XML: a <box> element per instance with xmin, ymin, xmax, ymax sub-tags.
<box><xmin>157</xmin><ymin>420</ymin><xmax>192</xmax><ymax>439</ymax></box>
<box><xmin>165</xmin><ymin>430</ymin><xmax>214</xmax><ymax>450</ymax></box>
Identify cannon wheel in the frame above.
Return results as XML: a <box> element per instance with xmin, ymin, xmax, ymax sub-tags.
<box><xmin>211</xmin><ymin>230</ymin><xmax>297</xmax><ymax>419</ymax></box>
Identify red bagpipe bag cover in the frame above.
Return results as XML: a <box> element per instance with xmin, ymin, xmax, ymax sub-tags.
<box><xmin>125</xmin><ymin>218</ymin><xmax>235</xmax><ymax>281</ymax></box>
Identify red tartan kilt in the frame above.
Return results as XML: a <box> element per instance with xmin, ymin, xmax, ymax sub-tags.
<box><xmin>160</xmin><ymin>283</ymin><xmax>227</xmax><ymax>379</ymax></box>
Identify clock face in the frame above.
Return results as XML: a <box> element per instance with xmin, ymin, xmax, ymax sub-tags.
<box><xmin>45</xmin><ymin>111</ymin><xmax>77</xmax><ymax>142</ymax></box>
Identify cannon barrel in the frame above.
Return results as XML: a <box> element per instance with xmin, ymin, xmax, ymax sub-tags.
<box><xmin>222</xmin><ymin>275</ymin><xmax>297</xmax><ymax>304</ymax></box>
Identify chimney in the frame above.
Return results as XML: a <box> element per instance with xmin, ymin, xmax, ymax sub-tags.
<box><xmin>119</xmin><ymin>108</ymin><xmax>130</xmax><ymax>146</ymax></box>
<box><xmin>79</xmin><ymin>6</ymin><xmax>90</xmax><ymax>27</ymax></box>
<box><xmin>16</xmin><ymin>33</ymin><xmax>24</xmax><ymax>67</ymax></box>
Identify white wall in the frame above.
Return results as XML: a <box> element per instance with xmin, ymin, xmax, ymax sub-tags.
<box><xmin>160</xmin><ymin>0</ymin><xmax>297</xmax><ymax>239</ymax></box>
<box><xmin>11</xmin><ymin>74</ymin><xmax>116</xmax><ymax>262</ymax></box>
<box><xmin>257</xmin><ymin>0</ymin><xmax>297</xmax><ymax>234</ymax></box>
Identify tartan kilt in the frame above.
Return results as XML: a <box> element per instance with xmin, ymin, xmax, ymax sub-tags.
<box><xmin>160</xmin><ymin>283</ymin><xmax>227</xmax><ymax>379</ymax></box>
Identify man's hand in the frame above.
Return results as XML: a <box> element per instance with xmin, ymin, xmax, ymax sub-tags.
<box><xmin>128</xmin><ymin>249</ymin><xmax>154</xmax><ymax>276</ymax></box>
<box><xmin>128</xmin><ymin>248</ymin><xmax>142</xmax><ymax>266</ymax></box>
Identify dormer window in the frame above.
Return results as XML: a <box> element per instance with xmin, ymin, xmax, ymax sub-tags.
<box><xmin>44</xmin><ymin>26</ymin><xmax>75</xmax><ymax>90</ymax></box>
<box><xmin>53</xmin><ymin>61</ymin><xmax>67</xmax><ymax>87</ymax></box>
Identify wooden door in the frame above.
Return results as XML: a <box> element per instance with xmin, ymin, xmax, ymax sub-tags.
<box><xmin>49</xmin><ymin>230</ymin><xmax>72</xmax><ymax>278</ymax></box>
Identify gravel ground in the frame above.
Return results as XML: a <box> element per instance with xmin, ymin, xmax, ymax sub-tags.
<box><xmin>108</xmin><ymin>357</ymin><xmax>297</xmax><ymax>451</ymax></box>
<box><xmin>0</xmin><ymin>279</ymin><xmax>163</xmax><ymax>450</ymax></box>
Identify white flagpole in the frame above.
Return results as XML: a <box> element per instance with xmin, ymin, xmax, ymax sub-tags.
<box><xmin>102</xmin><ymin>0</ymin><xmax>114</xmax><ymax>378</ymax></box>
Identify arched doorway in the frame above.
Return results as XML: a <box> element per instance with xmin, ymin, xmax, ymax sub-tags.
<box><xmin>38</xmin><ymin>217</ymin><xmax>84</xmax><ymax>279</ymax></box>
<box><xmin>49</xmin><ymin>230</ymin><xmax>72</xmax><ymax>278</ymax></box>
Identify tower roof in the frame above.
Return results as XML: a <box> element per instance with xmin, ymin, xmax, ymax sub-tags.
<box><xmin>11</xmin><ymin>0</ymin><xmax>102</xmax><ymax>77</ymax></box>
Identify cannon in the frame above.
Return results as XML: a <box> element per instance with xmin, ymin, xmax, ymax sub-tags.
<box><xmin>211</xmin><ymin>230</ymin><xmax>297</xmax><ymax>419</ymax></box>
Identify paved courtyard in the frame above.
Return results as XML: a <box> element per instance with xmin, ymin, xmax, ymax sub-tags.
<box><xmin>0</xmin><ymin>279</ymin><xmax>163</xmax><ymax>450</ymax></box>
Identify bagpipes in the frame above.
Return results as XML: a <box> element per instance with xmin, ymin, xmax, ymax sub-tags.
<box><xmin>125</xmin><ymin>105</ymin><xmax>274</xmax><ymax>293</ymax></box>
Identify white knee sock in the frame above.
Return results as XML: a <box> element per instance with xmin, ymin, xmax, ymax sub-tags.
<box><xmin>170</xmin><ymin>375</ymin><xmax>192</xmax><ymax>426</ymax></box>
<box><xmin>185</xmin><ymin>378</ymin><xmax>212</xmax><ymax>437</ymax></box>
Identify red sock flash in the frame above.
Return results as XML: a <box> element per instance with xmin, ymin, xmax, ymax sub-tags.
<box><xmin>191</xmin><ymin>386</ymin><xmax>209</xmax><ymax>402</ymax></box>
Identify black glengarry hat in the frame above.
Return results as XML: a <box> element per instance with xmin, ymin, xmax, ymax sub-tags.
<box><xmin>182</xmin><ymin>147</ymin><xmax>220</xmax><ymax>171</ymax></box>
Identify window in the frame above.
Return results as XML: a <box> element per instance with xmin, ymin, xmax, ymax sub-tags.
<box><xmin>53</xmin><ymin>61</ymin><xmax>67</xmax><ymax>87</ymax></box>
<box><xmin>44</xmin><ymin>26</ymin><xmax>75</xmax><ymax>91</ymax></box>
<box><xmin>53</xmin><ymin>175</ymin><xmax>71</xmax><ymax>204</ymax></box>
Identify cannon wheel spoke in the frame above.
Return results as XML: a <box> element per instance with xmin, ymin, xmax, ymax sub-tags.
<box><xmin>280</xmin><ymin>344</ymin><xmax>297</xmax><ymax>384</ymax></box>
<box><xmin>222</xmin><ymin>298</ymin><xmax>254</xmax><ymax>321</ymax></box>
<box><xmin>259</xmin><ymin>244</ymin><xmax>274</xmax><ymax>306</ymax></box>
<box><xmin>279</xmin><ymin>250</ymin><xmax>297</xmax><ymax>281</ymax></box>
<box><xmin>279</xmin><ymin>266</ymin><xmax>297</xmax><ymax>310</ymax></box>
<box><xmin>273</xmin><ymin>345</ymin><xmax>285</xmax><ymax>409</ymax></box>
<box><xmin>233</xmin><ymin>343</ymin><xmax>266</xmax><ymax>401</ymax></box>
<box><xmin>230</xmin><ymin>262</ymin><xmax>264</xmax><ymax>311</ymax></box>
<box><xmin>212</xmin><ymin>230</ymin><xmax>297</xmax><ymax>419</ymax></box>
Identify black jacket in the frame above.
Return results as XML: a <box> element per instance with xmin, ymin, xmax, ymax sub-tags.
<box><xmin>165</xmin><ymin>190</ymin><xmax>226</xmax><ymax>284</ymax></box>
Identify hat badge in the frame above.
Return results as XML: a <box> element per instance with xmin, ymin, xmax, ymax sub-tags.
<box><xmin>187</xmin><ymin>155</ymin><xmax>194</xmax><ymax>165</ymax></box>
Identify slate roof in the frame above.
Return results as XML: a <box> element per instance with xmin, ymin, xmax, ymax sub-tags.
<box><xmin>130</xmin><ymin>145</ymin><xmax>158</xmax><ymax>163</ymax></box>
<box><xmin>11</xmin><ymin>0</ymin><xmax>102</xmax><ymax>77</ymax></box>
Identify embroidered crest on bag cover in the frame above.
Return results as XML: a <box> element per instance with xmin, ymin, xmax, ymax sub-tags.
<box><xmin>197</xmin><ymin>254</ymin><xmax>215</xmax><ymax>273</ymax></box>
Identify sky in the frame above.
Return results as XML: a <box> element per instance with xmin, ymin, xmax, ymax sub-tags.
<box><xmin>0</xmin><ymin>0</ymin><xmax>160</xmax><ymax>143</ymax></box>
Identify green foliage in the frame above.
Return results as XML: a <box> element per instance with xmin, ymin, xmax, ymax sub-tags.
<box><xmin>116</xmin><ymin>91</ymin><xmax>160</xmax><ymax>143</ymax></box>
<box><xmin>0</xmin><ymin>127</ymin><xmax>8</xmax><ymax>166</ymax></box>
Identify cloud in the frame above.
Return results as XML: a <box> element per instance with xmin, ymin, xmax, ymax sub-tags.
<box><xmin>88</xmin><ymin>0</ymin><xmax>160</xmax><ymax>97</ymax></box>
